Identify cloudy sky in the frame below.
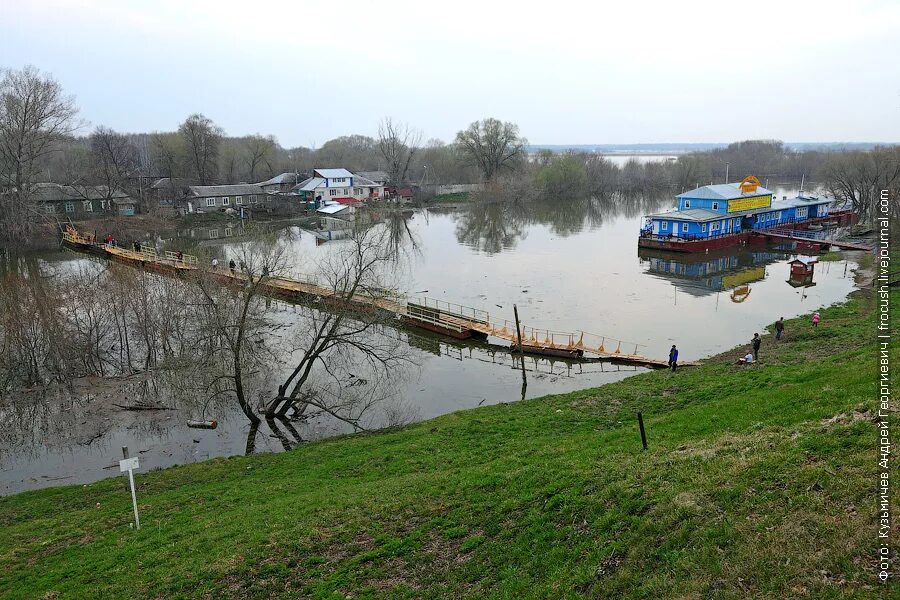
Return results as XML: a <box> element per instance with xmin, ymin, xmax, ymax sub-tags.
<box><xmin>2</xmin><ymin>0</ymin><xmax>898</xmax><ymax>147</ymax></box>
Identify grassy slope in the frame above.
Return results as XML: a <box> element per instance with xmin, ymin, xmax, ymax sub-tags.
<box><xmin>0</xmin><ymin>269</ymin><xmax>896</xmax><ymax>599</ymax></box>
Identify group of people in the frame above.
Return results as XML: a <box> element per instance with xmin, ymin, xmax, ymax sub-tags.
<box><xmin>668</xmin><ymin>310</ymin><xmax>825</xmax><ymax>372</ymax></box>
<box><xmin>736</xmin><ymin>311</ymin><xmax>822</xmax><ymax>365</ymax></box>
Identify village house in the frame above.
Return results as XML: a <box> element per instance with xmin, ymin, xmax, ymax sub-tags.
<box><xmin>181</xmin><ymin>184</ymin><xmax>268</xmax><ymax>214</ymax></box>
<box><xmin>33</xmin><ymin>182</ymin><xmax>137</xmax><ymax>217</ymax></box>
<box><xmin>149</xmin><ymin>177</ymin><xmax>196</xmax><ymax>212</ymax></box>
<box><xmin>356</xmin><ymin>171</ymin><xmax>389</xmax><ymax>186</ymax></box>
<box><xmin>291</xmin><ymin>168</ymin><xmax>384</xmax><ymax>205</ymax></box>
<box><xmin>257</xmin><ymin>172</ymin><xmax>305</xmax><ymax>195</ymax></box>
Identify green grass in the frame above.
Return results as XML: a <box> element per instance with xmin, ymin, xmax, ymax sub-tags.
<box><xmin>0</xmin><ymin>267</ymin><xmax>896</xmax><ymax>598</ymax></box>
<box><xmin>429</xmin><ymin>192</ymin><xmax>471</xmax><ymax>203</ymax></box>
<box><xmin>819</xmin><ymin>251</ymin><xmax>844</xmax><ymax>262</ymax></box>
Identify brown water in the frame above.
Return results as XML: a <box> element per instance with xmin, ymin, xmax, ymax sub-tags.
<box><xmin>0</xmin><ymin>189</ymin><xmax>862</xmax><ymax>494</ymax></box>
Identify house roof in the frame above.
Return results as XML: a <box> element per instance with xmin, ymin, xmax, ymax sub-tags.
<box><xmin>353</xmin><ymin>175</ymin><xmax>378</xmax><ymax>186</ymax></box>
<box><xmin>293</xmin><ymin>177</ymin><xmax>326</xmax><ymax>192</ymax></box>
<box><xmin>151</xmin><ymin>177</ymin><xmax>195</xmax><ymax>189</ymax></box>
<box><xmin>677</xmin><ymin>183</ymin><xmax>773</xmax><ymax>201</ymax></box>
<box><xmin>34</xmin><ymin>182</ymin><xmax>129</xmax><ymax>202</ymax></box>
<box><xmin>317</xmin><ymin>203</ymin><xmax>349</xmax><ymax>215</ymax></box>
<box><xmin>646</xmin><ymin>208</ymin><xmax>724</xmax><ymax>222</ymax></box>
<box><xmin>357</xmin><ymin>170</ymin><xmax>389</xmax><ymax>183</ymax></box>
<box><xmin>313</xmin><ymin>168</ymin><xmax>354</xmax><ymax>179</ymax></box>
<box><xmin>257</xmin><ymin>172</ymin><xmax>301</xmax><ymax>186</ymax></box>
<box><xmin>770</xmin><ymin>195</ymin><xmax>834</xmax><ymax>209</ymax></box>
<box><xmin>187</xmin><ymin>184</ymin><xmax>264</xmax><ymax>197</ymax></box>
<box><xmin>649</xmin><ymin>193</ymin><xmax>835</xmax><ymax>222</ymax></box>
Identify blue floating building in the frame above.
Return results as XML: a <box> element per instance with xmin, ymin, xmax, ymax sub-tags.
<box><xmin>639</xmin><ymin>176</ymin><xmax>839</xmax><ymax>252</ymax></box>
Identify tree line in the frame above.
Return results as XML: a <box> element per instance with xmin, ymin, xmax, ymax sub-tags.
<box><xmin>1</xmin><ymin>65</ymin><xmax>897</xmax><ymax>246</ymax></box>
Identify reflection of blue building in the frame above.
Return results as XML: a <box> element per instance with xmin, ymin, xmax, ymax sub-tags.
<box><xmin>639</xmin><ymin>248</ymin><xmax>787</xmax><ymax>295</ymax></box>
<box><xmin>639</xmin><ymin>176</ymin><xmax>833</xmax><ymax>251</ymax></box>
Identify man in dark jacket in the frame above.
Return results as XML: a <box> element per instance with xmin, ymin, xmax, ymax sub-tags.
<box><xmin>752</xmin><ymin>333</ymin><xmax>761</xmax><ymax>359</ymax></box>
<box><xmin>668</xmin><ymin>345</ymin><xmax>678</xmax><ymax>372</ymax></box>
<box><xmin>775</xmin><ymin>317</ymin><xmax>785</xmax><ymax>340</ymax></box>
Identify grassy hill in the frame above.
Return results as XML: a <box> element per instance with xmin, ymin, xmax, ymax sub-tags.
<box><xmin>0</xmin><ymin>259</ymin><xmax>894</xmax><ymax>599</ymax></box>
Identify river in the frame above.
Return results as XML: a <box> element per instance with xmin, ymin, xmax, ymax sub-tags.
<box><xmin>0</xmin><ymin>187</ymin><xmax>861</xmax><ymax>494</ymax></box>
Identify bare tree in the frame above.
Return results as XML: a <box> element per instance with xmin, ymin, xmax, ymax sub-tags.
<box><xmin>821</xmin><ymin>146</ymin><xmax>900</xmax><ymax>224</ymax></box>
<box><xmin>87</xmin><ymin>126</ymin><xmax>141</xmax><ymax>213</ymax></box>
<box><xmin>265</xmin><ymin>225</ymin><xmax>414</xmax><ymax>426</ymax></box>
<box><xmin>243</xmin><ymin>134</ymin><xmax>277</xmax><ymax>182</ymax></box>
<box><xmin>186</xmin><ymin>225</ymin><xmax>415</xmax><ymax>438</ymax></box>
<box><xmin>455</xmin><ymin>118</ymin><xmax>527</xmax><ymax>181</ymax></box>
<box><xmin>178</xmin><ymin>113</ymin><xmax>223</xmax><ymax>185</ymax></box>
<box><xmin>377</xmin><ymin>118</ymin><xmax>422</xmax><ymax>185</ymax></box>
<box><xmin>189</xmin><ymin>241</ymin><xmax>288</xmax><ymax>425</ymax></box>
<box><xmin>0</xmin><ymin>66</ymin><xmax>80</xmax><ymax>241</ymax></box>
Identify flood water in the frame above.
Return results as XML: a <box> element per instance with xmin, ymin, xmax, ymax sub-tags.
<box><xmin>0</xmin><ymin>187</ymin><xmax>862</xmax><ymax>494</ymax></box>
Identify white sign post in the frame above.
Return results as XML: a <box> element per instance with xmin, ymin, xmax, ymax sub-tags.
<box><xmin>119</xmin><ymin>447</ymin><xmax>141</xmax><ymax>530</ymax></box>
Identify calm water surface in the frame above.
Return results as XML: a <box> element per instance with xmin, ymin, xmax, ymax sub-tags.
<box><xmin>1</xmin><ymin>191</ymin><xmax>861</xmax><ymax>494</ymax></box>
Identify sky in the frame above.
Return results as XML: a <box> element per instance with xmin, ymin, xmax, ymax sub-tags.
<box><xmin>1</xmin><ymin>0</ymin><xmax>899</xmax><ymax>147</ymax></box>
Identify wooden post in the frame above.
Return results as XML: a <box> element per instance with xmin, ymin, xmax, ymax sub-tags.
<box><xmin>637</xmin><ymin>412</ymin><xmax>648</xmax><ymax>450</ymax></box>
<box><xmin>513</xmin><ymin>304</ymin><xmax>527</xmax><ymax>400</ymax></box>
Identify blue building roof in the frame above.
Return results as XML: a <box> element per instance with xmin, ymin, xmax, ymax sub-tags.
<box><xmin>677</xmin><ymin>182</ymin><xmax>773</xmax><ymax>201</ymax></box>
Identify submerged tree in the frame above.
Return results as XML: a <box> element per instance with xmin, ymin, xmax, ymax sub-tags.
<box><xmin>189</xmin><ymin>226</ymin><xmax>415</xmax><ymax>440</ymax></box>
<box><xmin>455</xmin><ymin>118</ymin><xmax>526</xmax><ymax>181</ymax></box>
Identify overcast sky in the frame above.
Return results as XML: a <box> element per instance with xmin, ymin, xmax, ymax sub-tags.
<box><xmin>2</xmin><ymin>0</ymin><xmax>898</xmax><ymax>147</ymax></box>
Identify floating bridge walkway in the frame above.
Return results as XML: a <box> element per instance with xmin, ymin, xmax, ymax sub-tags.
<box><xmin>758</xmin><ymin>227</ymin><xmax>875</xmax><ymax>251</ymax></box>
<box><xmin>62</xmin><ymin>228</ymin><xmax>684</xmax><ymax>369</ymax></box>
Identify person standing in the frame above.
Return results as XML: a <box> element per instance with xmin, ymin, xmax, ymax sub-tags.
<box><xmin>668</xmin><ymin>344</ymin><xmax>678</xmax><ymax>372</ymax></box>
<box><xmin>211</xmin><ymin>257</ymin><xmax>219</xmax><ymax>270</ymax></box>
<box><xmin>752</xmin><ymin>333</ymin><xmax>761</xmax><ymax>360</ymax></box>
<box><xmin>812</xmin><ymin>312</ymin><xmax>821</xmax><ymax>328</ymax></box>
<box><xmin>229</xmin><ymin>259</ymin><xmax>236</xmax><ymax>275</ymax></box>
<box><xmin>775</xmin><ymin>317</ymin><xmax>785</xmax><ymax>340</ymax></box>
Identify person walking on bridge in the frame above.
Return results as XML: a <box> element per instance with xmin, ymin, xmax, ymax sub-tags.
<box><xmin>668</xmin><ymin>344</ymin><xmax>678</xmax><ymax>372</ymax></box>
<box><xmin>752</xmin><ymin>333</ymin><xmax>761</xmax><ymax>360</ymax></box>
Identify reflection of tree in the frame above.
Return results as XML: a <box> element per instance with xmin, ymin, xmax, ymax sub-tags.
<box><xmin>454</xmin><ymin>192</ymin><xmax>672</xmax><ymax>249</ymax></box>
<box><xmin>454</xmin><ymin>201</ymin><xmax>527</xmax><ymax>254</ymax></box>
<box><xmin>382</xmin><ymin>210</ymin><xmax>421</xmax><ymax>260</ymax></box>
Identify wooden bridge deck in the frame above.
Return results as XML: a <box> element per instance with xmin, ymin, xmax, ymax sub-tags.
<box><xmin>64</xmin><ymin>231</ymin><xmax>688</xmax><ymax>368</ymax></box>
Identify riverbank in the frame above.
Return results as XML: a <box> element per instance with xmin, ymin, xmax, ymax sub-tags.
<box><xmin>0</xmin><ymin>256</ymin><xmax>892</xmax><ymax>598</ymax></box>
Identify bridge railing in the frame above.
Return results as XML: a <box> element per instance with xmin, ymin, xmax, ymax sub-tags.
<box><xmin>415</xmin><ymin>297</ymin><xmax>490</xmax><ymax>324</ymax></box>
<box><xmin>484</xmin><ymin>319</ymin><xmax>647</xmax><ymax>357</ymax></box>
<box><xmin>164</xmin><ymin>250</ymin><xmax>199</xmax><ymax>266</ymax></box>
<box><xmin>405</xmin><ymin>303</ymin><xmax>468</xmax><ymax>333</ymax></box>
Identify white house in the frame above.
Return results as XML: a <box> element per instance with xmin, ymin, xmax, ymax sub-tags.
<box><xmin>291</xmin><ymin>168</ymin><xmax>384</xmax><ymax>205</ymax></box>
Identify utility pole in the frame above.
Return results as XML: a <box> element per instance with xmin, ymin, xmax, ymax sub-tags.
<box><xmin>513</xmin><ymin>304</ymin><xmax>527</xmax><ymax>400</ymax></box>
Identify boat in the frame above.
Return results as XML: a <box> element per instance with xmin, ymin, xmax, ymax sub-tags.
<box><xmin>639</xmin><ymin>176</ymin><xmax>854</xmax><ymax>253</ymax></box>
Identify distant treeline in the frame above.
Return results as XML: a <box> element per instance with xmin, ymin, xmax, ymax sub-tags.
<box><xmin>1</xmin><ymin>65</ymin><xmax>897</xmax><ymax>245</ymax></box>
<box><xmin>524</xmin><ymin>141</ymin><xmax>899</xmax><ymax>223</ymax></box>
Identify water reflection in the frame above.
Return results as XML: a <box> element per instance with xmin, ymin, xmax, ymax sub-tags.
<box><xmin>453</xmin><ymin>192</ymin><xmax>669</xmax><ymax>253</ymax></box>
<box><xmin>637</xmin><ymin>248</ymin><xmax>790</xmax><ymax>296</ymax></box>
